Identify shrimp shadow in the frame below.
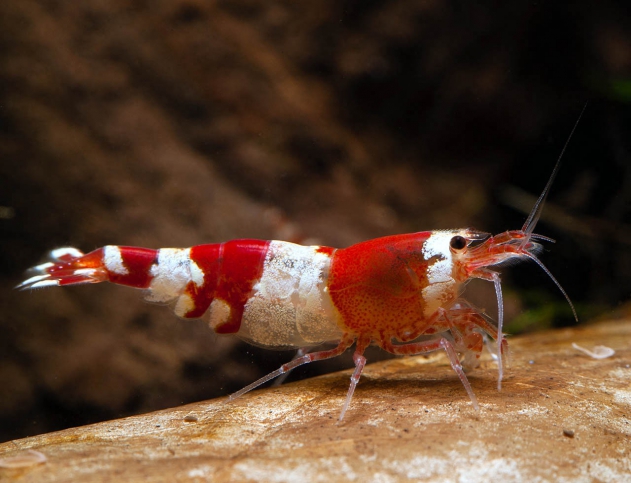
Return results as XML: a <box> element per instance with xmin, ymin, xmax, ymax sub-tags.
<box><xmin>326</xmin><ymin>371</ymin><xmax>493</xmax><ymax>405</ymax></box>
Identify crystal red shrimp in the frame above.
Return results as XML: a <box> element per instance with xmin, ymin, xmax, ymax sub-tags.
<box><xmin>18</xmin><ymin>116</ymin><xmax>583</xmax><ymax>421</ymax></box>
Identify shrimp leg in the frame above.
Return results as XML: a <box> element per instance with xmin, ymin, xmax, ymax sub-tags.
<box><xmin>272</xmin><ymin>347</ymin><xmax>311</xmax><ymax>387</ymax></box>
<box><xmin>338</xmin><ymin>337</ymin><xmax>370</xmax><ymax>421</ymax></box>
<box><xmin>380</xmin><ymin>337</ymin><xmax>480</xmax><ymax>410</ymax></box>
<box><xmin>227</xmin><ymin>335</ymin><xmax>355</xmax><ymax>402</ymax></box>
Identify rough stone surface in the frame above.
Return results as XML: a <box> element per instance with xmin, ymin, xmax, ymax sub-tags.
<box><xmin>1</xmin><ymin>0</ymin><xmax>629</xmax><ymax>443</ymax></box>
<box><xmin>1</xmin><ymin>318</ymin><xmax>629</xmax><ymax>482</ymax></box>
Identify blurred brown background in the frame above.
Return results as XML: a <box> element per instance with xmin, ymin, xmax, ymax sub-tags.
<box><xmin>1</xmin><ymin>0</ymin><xmax>629</xmax><ymax>443</ymax></box>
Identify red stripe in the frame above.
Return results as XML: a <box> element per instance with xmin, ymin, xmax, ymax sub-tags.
<box><xmin>185</xmin><ymin>244</ymin><xmax>221</xmax><ymax>318</ymax></box>
<box><xmin>56</xmin><ymin>248</ymin><xmax>103</xmax><ymax>270</ymax></box>
<box><xmin>214</xmin><ymin>240</ymin><xmax>269</xmax><ymax>333</ymax></box>
<box><xmin>187</xmin><ymin>240</ymin><xmax>270</xmax><ymax>333</ymax></box>
<box><xmin>47</xmin><ymin>248</ymin><xmax>105</xmax><ymax>276</ymax></box>
<box><xmin>108</xmin><ymin>247</ymin><xmax>158</xmax><ymax>288</ymax></box>
<box><xmin>316</xmin><ymin>245</ymin><xmax>335</xmax><ymax>256</ymax></box>
<box><xmin>44</xmin><ymin>248</ymin><xmax>108</xmax><ymax>285</ymax></box>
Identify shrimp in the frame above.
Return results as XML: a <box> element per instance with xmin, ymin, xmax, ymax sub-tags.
<box><xmin>17</xmin><ymin>114</ymin><xmax>583</xmax><ymax>421</ymax></box>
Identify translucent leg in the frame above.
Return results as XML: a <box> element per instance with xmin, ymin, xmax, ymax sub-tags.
<box><xmin>381</xmin><ymin>337</ymin><xmax>480</xmax><ymax>410</ymax></box>
<box><xmin>469</xmin><ymin>268</ymin><xmax>505</xmax><ymax>390</ymax></box>
<box><xmin>338</xmin><ymin>352</ymin><xmax>367</xmax><ymax>421</ymax></box>
<box><xmin>272</xmin><ymin>348</ymin><xmax>309</xmax><ymax>387</ymax></box>
<box><xmin>439</xmin><ymin>338</ymin><xmax>480</xmax><ymax>410</ymax></box>
<box><xmin>491</xmin><ymin>271</ymin><xmax>504</xmax><ymax>391</ymax></box>
<box><xmin>440</xmin><ymin>304</ymin><xmax>509</xmax><ymax>375</ymax></box>
<box><xmin>227</xmin><ymin>336</ymin><xmax>354</xmax><ymax>402</ymax></box>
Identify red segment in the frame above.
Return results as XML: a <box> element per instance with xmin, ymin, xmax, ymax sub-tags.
<box><xmin>57</xmin><ymin>274</ymin><xmax>102</xmax><ymax>286</ymax></box>
<box><xmin>56</xmin><ymin>252</ymin><xmax>84</xmax><ymax>263</ymax></box>
<box><xmin>327</xmin><ymin>232</ymin><xmax>433</xmax><ymax>341</ymax></box>
<box><xmin>185</xmin><ymin>244</ymin><xmax>222</xmax><ymax>318</ymax></box>
<box><xmin>316</xmin><ymin>245</ymin><xmax>336</xmax><ymax>256</ymax></box>
<box><xmin>213</xmin><ymin>240</ymin><xmax>269</xmax><ymax>334</ymax></box>
<box><xmin>108</xmin><ymin>246</ymin><xmax>158</xmax><ymax>288</ymax></box>
<box><xmin>184</xmin><ymin>240</ymin><xmax>269</xmax><ymax>333</ymax></box>
<box><xmin>45</xmin><ymin>247</ymin><xmax>158</xmax><ymax>288</ymax></box>
<box><xmin>47</xmin><ymin>248</ymin><xmax>108</xmax><ymax>283</ymax></box>
<box><xmin>53</xmin><ymin>248</ymin><xmax>104</xmax><ymax>270</ymax></box>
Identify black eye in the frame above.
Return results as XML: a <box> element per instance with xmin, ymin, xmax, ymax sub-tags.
<box><xmin>450</xmin><ymin>235</ymin><xmax>467</xmax><ymax>250</ymax></box>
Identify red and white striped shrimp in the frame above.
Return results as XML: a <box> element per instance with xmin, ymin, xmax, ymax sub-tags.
<box><xmin>18</xmin><ymin>118</ymin><xmax>582</xmax><ymax>421</ymax></box>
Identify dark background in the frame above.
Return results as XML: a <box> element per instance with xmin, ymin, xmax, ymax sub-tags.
<box><xmin>1</xmin><ymin>0</ymin><xmax>629</xmax><ymax>443</ymax></box>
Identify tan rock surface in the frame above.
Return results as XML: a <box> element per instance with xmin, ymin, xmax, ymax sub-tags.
<box><xmin>1</xmin><ymin>318</ymin><xmax>629</xmax><ymax>482</ymax></box>
<box><xmin>2</xmin><ymin>0</ymin><xmax>628</xmax><ymax>444</ymax></box>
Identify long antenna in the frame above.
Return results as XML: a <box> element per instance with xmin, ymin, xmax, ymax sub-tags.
<box><xmin>524</xmin><ymin>252</ymin><xmax>578</xmax><ymax>322</ymax></box>
<box><xmin>522</xmin><ymin>102</ymin><xmax>588</xmax><ymax>234</ymax></box>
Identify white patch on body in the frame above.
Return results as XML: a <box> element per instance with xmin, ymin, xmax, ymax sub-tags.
<box><xmin>174</xmin><ymin>293</ymin><xmax>195</xmax><ymax>317</ymax></box>
<box><xmin>18</xmin><ymin>274</ymin><xmax>51</xmax><ymax>286</ymax></box>
<box><xmin>239</xmin><ymin>241</ymin><xmax>342</xmax><ymax>348</ymax></box>
<box><xmin>20</xmin><ymin>278</ymin><xmax>59</xmax><ymax>289</ymax></box>
<box><xmin>103</xmin><ymin>245</ymin><xmax>129</xmax><ymax>275</ymax></box>
<box><xmin>146</xmin><ymin>248</ymin><xmax>192</xmax><ymax>303</ymax></box>
<box><xmin>422</xmin><ymin>231</ymin><xmax>454</xmax><ymax>284</ymax></box>
<box><xmin>421</xmin><ymin>231</ymin><xmax>458</xmax><ymax>317</ymax></box>
<box><xmin>73</xmin><ymin>268</ymin><xmax>99</xmax><ymax>277</ymax></box>
<box><xmin>189</xmin><ymin>259</ymin><xmax>205</xmax><ymax>287</ymax></box>
<box><xmin>208</xmin><ymin>299</ymin><xmax>232</xmax><ymax>330</ymax></box>
<box><xmin>50</xmin><ymin>247</ymin><xmax>84</xmax><ymax>260</ymax></box>
<box><xmin>32</xmin><ymin>262</ymin><xmax>54</xmax><ymax>272</ymax></box>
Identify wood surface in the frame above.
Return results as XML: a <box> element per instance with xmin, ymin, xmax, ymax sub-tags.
<box><xmin>1</xmin><ymin>318</ymin><xmax>629</xmax><ymax>482</ymax></box>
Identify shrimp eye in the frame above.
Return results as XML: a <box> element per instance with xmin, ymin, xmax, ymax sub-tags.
<box><xmin>450</xmin><ymin>235</ymin><xmax>467</xmax><ymax>251</ymax></box>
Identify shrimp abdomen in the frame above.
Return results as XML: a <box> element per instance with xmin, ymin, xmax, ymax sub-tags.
<box><xmin>19</xmin><ymin>241</ymin><xmax>345</xmax><ymax>348</ymax></box>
